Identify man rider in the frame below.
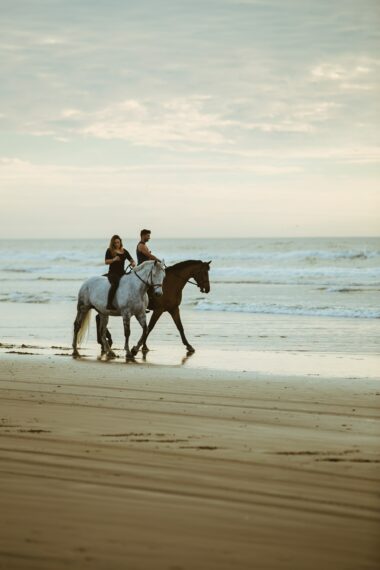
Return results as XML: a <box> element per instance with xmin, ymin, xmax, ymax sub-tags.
<box><xmin>136</xmin><ymin>229</ymin><xmax>161</xmax><ymax>310</ymax></box>
<box><xmin>136</xmin><ymin>229</ymin><xmax>160</xmax><ymax>265</ymax></box>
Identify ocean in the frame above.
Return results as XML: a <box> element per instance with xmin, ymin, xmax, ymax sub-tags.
<box><xmin>0</xmin><ymin>237</ymin><xmax>379</xmax><ymax>377</ymax></box>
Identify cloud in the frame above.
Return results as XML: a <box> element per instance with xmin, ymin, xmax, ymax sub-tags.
<box><xmin>0</xmin><ymin>155</ymin><xmax>300</xmax><ymax>181</ymax></box>
<box><xmin>311</xmin><ymin>61</ymin><xmax>374</xmax><ymax>81</ymax></box>
<box><xmin>73</xmin><ymin>96</ymin><xmax>234</xmax><ymax>147</ymax></box>
<box><xmin>219</xmin><ymin>145</ymin><xmax>380</xmax><ymax>164</ymax></box>
<box><xmin>36</xmin><ymin>36</ymin><xmax>67</xmax><ymax>46</ymax></box>
<box><xmin>310</xmin><ymin>58</ymin><xmax>380</xmax><ymax>91</ymax></box>
<box><xmin>2</xmin><ymin>141</ymin><xmax>378</xmax><ymax>197</ymax></box>
<box><xmin>58</xmin><ymin>94</ymin><xmax>342</xmax><ymax>148</ymax></box>
<box><xmin>61</xmin><ymin>108</ymin><xmax>83</xmax><ymax>118</ymax></box>
<box><xmin>242</xmin><ymin>101</ymin><xmax>340</xmax><ymax>133</ymax></box>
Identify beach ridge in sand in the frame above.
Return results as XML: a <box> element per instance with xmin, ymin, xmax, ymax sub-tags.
<box><xmin>0</xmin><ymin>354</ymin><xmax>379</xmax><ymax>569</ymax></box>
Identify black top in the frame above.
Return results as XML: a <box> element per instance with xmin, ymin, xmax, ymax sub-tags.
<box><xmin>105</xmin><ymin>248</ymin><xmax>133</xmax><ymax>277</ymax></box>
<box><xmin>136</xmin><ymin>242</ymin><xmax>150</xmax><ymax>265</ymax></box>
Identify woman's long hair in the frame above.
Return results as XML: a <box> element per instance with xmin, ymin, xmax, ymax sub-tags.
<box><xmin>108</xmin><ymin>234</ymin><xmax>123</xmax><ymax>256</ymax></box>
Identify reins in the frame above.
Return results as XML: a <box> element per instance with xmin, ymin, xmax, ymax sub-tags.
<box><xmin>130</xmin><ymin>262</ymin><xmax>206</xmax><ymax>290</ymax></box>
<box><xmin>132</xmin><ymin>264</ymin><xmax>163</xmax><ymax>289</ymax></box>
<box><xmin>168</xmin><ymin>269</ymin><xmax>203</xmax><ymax>288</ymax></box>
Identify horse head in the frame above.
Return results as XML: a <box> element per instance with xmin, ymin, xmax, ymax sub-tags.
<box><xmin>193</xmin><ymin>261</ymin><xmax>211</xmax><ymax>294</ymax></box>
<box><xmin>152</xmin><ymin>259</ymin><xmax>166</xmax><ymax>296</ymax></box>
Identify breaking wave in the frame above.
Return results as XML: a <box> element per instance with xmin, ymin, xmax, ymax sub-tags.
<box><xmin>195</xmin><ymin>300</ymin><xmax>380</xmax><ymax>319</ymax></box>
<box><xmin>0</xmin><ymin>292</ymin><xmax>76</xmax><ymax>304</ymax></box>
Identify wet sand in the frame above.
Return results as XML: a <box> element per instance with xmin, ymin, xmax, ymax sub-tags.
<box><xmin>0</xmin><ymin>354</ymin><xmax>379</xmax><ymax>569</ymax></box>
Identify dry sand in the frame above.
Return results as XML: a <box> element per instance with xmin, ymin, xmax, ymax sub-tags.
<box><xmin>0</xmin><ymin>354</ymin><xmax>379</xmax><ymax>570</ymax></box>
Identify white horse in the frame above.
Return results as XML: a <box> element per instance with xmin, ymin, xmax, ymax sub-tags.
<box><xmin>72</xmin><ymin>260</ymin><xmax>165</xmax><ymax>361</ymax></box>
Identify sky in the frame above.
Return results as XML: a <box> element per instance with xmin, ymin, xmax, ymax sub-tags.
<box><xmin>0</xmin><ymin>0</ymin><xmax>379</xmax><ymax>238</ymax></box>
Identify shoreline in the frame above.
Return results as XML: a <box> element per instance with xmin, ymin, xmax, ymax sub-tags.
<box><xmin>1</xmin><ymin>355</ymin><xmax>379</xmax><ymax>569</ymax></box>
<box><xmin>1</xmin><ymin>348</ymin><xmax>380</xmax><ymax>376</ymax></box>
<box><xmin>1</xmin><ymin>304</ymin><xmax>379</xmax><ymax>355</ymax></box>
<box><xmin>1</xmin><ymin>342</ymin><xmax>379</xmax><ymax>379</ymax></box>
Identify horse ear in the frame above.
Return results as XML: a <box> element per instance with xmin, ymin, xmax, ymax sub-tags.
<box><xmin>207</xmin><ymin>260</ymin><xmax>212</xmax><ymax>265</ymax></box>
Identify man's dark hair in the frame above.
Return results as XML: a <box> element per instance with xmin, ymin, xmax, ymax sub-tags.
<box><xmin>140</xmin><ymin>229</ymin><xmax>151</xmax><ymax>237</ymax></box>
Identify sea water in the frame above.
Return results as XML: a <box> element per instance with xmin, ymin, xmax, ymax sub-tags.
<box><xmin>0</xmin><ymin>238</ymin><xmax>379</xmax><ymax>376</ymax></box>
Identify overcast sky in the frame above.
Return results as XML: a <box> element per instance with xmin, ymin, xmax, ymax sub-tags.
<box><xmin>0</xmin><ymin>0</ymin><xmax>379</xmax><ymax>238</ymax></box>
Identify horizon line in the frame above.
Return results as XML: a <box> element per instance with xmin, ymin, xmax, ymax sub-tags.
<box><xmin>1</xmin><ymin>236</ymin><xmax>379</xmax><ymax>240</ymax></box>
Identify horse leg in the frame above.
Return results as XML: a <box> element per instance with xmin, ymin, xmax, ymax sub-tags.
<box><xmin>169</xmin><ymin>307</ymin><xmax>195</xmax><ymax>353</ymax></box>
<box><xmin>96</xmin><ymin>314</ymin><xmax>115</xmax><ymax>358</ymax></box>
<box><xmin>98</xmin><ymin>314</ymin><xmax>112</xmax><ymax>360</ymax></box>
<box><xmin>131</xmin><ymin>312</ymin><xmax>148</xmax><ymax>356</ymax></box>
<box><xmin>122</xmin><ymin>313</ymin><xmax>134</xmax><ymax>361</ymax></box>
<box><xmin>72</xmin><ymin>306</ymin><xmax>89</xmax><ymax>358</ymax></box>
<box><xmin>106</xmin><ymin>327</ymin><xmax>113</xmax><ymax>347</ymax></box>
<box><xmin>97</xmin><ymin>314</ymin><xmax>114</xmax><ymax>345</ymax></box>
<box><xmin>142</xmin><ymin>309</ymin><xmax>163</xmax><ymax>353</ymax></box>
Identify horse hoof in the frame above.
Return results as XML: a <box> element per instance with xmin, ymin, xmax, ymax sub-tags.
<box><xmin>142</xmin><ymin>346</ymin><xmax>149</xmax><ymax>353</ymax></box>
<box><xmin>126</xmin><ymin>353</ymin><xmax>135</xmax><ymax>361</ymax></box>
<box><xmin>72</xmin><ymin>351</ymin><xmax>80</xmax><ymax>359</ymax></box>
<box><xmin>186</xmin><ymin>346</ymin><xmax>195</xmax><ymax>353</ymax></box>
<box><xmin>100</xmin><ymin>353</ymin><xmax>108</xmax><ymax>362</ymax></box>
<box><xmin>131</xmin><ymin>346</ymin><xmax>138</xmax><ymax>356</ymax></box>
<box><xmin>108</xmin><ymin>350</ymin><xmax>117</xmax><ymax>359</ymax></box>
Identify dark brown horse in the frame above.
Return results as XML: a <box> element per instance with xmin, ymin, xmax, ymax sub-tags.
<box><xmin>97</xmin><ymin>260</ymin><xmax>211</xmax><ymax>354</ymax></box>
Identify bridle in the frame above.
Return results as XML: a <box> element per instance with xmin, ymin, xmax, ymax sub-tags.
<box><xmin>130</xmin><ymin>262</ymin><xmax>209</xmax><ymax>292</ymax></box>
<box><xmin>187</xmin><ymin>272</ymin><xmax>205</xmax><ymax>288</ymax></box>
<box><xmin>170</xmin><ymin>266</ymin><xmax>209</xmax><ymax>291</ymax></box>
<box><xmin>191</xmin><ymin>270</ymin><xmax>210</xmax><ymax>292</ymax></box>
<box><xmin>132</xmin><ymin>264</ymin><xmax>164</xmax><ymax>290</ymax></box>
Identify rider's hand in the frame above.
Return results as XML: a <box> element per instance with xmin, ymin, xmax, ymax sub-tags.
<box><xmin>114</xmin><ymin>256</ymin><xmax>120</xmax><ymax>262</ymax></box>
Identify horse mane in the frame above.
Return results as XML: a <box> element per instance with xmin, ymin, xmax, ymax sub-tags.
<box><xmin>133</xmin><ymin>260</ymin><xmax>154</xmax><ymax>273</ymax></box>
<box><xmin>166</xmin><ymin>260</ymin><xmax>203</xmax><ymax>272</ymax></box>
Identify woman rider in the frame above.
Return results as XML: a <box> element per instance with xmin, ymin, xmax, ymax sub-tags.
<box><xmin>105</xmin><ymin>235</ymin><xmax>136</xmax><ymax>310</ymax></box>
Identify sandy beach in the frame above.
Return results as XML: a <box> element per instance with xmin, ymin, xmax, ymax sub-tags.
<box><xmin>0</xmin><ymin>354</ymin><xmax>379</xmax><ymax>570</ymax></box>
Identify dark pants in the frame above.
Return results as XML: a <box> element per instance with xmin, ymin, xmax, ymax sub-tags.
<box><xmin>107</xmin><ymin>273</ymin><xmax>121</xmax><ymax>309</ymax></box>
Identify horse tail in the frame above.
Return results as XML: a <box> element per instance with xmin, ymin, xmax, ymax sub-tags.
<box><xmin>77</xmin><ymin>309</ymin><xmax>92</xmax><ymax>346</ymax></box>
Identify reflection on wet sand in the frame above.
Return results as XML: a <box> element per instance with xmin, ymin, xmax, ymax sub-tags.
<box><xmin>0</xmin><ymin>342</ymin><xmax>379</xmax><ymax>379</ymax></box>
<box><xmin>135</xmin><ymin>346</ymin><xmax>380</xmax><ymax>379</ymax></box>
<box><xmin>141</xmin><ymin>348</ymin><xmax>195</xmax><ymax>367</ymax></box>
<box><xmin>181</xmin><ymin>351</ymin><xmax>196</xmax><ymax>366</ymax></box>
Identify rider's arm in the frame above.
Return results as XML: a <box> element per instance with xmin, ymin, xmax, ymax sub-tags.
<box><xmin>105</xmin><ymin>248</ymin><xmax>119</xmax><ymax>265</ymax></box>
<box><xmin>137</xmin><ymin>243</ymin><xmax>159</xmax><ymax>261</ymax></box>
<box><xmin>123</xmin><ymin>249</ymin><xmax>136</xmax><ymax>267</ymax></box>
